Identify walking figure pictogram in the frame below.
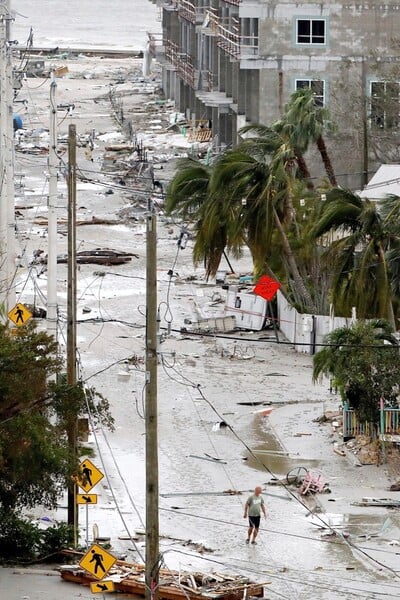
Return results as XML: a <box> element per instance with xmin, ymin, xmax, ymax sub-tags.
<box><xmin>89</xmin><ymin>549</ymin><xmax>106</xmax><ymax>575</ymax></box>
<box><xmin>14</xmin><ymin>306</ymin><xmax>25</xmax><ymax>324</ymax></box>
<box><xmin>80</xmin><ymin>543</ymin><xmax>116</xmax><ymax>580</ymax></box>
<box><xmin>81</xmin><ymin>463</ymin><xmax>93</xmax><ymax>487</ymax></box>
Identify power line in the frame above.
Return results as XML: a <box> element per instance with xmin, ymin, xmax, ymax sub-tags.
<box><xmin>157</xmin><ymin>357</ymin><xmax>400</xmax><ymax>580</ymax></box>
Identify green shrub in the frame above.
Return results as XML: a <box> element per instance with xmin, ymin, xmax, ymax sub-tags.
<box><xmin>0</xmin><ymin>513</ymin><xmax>41</xmax><ymax>562</ymax></box>
<box><xmin>0</xmin><ymin>512</ymin><xmax>75</xmax><ymax>564</ymax></box>
<box><xmin>40</xmin><ymin>521</ymin><xmax>75</xmax><ymax>561</ymax></box>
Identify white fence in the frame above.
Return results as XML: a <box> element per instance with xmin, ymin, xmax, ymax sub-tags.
<box><xmin>277</xmin><ymin>291</ymin><xmax>354</xmax><ymax>354</ymax></box>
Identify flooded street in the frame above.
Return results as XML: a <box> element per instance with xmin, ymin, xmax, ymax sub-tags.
<box><xmin>4</xmin><ymin>47</ymin><xmax>400</xmax><ymax>600</ymax></box>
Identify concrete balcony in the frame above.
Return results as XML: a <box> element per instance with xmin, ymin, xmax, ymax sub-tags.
<box><xmin>196</xmin><ymin>89</ymin><xmax>233</xmax><ymax>111</ymax></box>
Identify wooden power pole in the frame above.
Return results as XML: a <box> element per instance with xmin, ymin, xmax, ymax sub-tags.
<box><xmin>0</xmin><ymin>0</ymin><xmax>15</xmax><ymax>313</ymax></box>
<box><xmin>67</xmin><ymin>124</ymin><xmax>78</xmax><ymax>540</ymax></box>
<box><xmin>145</xmin><ymin>201</ymin><xmax>159</xmax><ymax>600</ymax></box>
<box><xmin>47</xmin><ymin>78</ymin><xmax>58</xmax><ymax>340</ymax></box>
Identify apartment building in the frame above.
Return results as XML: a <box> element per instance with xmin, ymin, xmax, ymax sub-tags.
<box><xmin>151</xmin><ymin>0</ymin><xmax>400</xmax><ymax>186</ymax></box>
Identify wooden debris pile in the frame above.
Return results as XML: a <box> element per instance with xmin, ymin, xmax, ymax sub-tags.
<box><xmin>60</xmin><ymin>558</ymin><xmax>267</xmax><ymax>600</ymax></box>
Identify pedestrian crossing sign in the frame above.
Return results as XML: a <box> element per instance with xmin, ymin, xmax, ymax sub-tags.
<box><xmin>80</xmin><ymin>543</ymin><xmax>117</xmax><ymax>580</ymax></box>
<box><xmin>8</xmin><ymin>303</ymin><xmax>32</xmax><ymax>327</ymax></box>
<box><xmin>76</xmin><ymin>458</ymin><xmax>104</xmax><ymax>493</ymax></box>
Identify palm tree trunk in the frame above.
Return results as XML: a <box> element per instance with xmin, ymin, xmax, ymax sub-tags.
<box><xmin>295</xmin><ymin>151</ymin><xmax>314</xmax><ymax>190</ymax></box>
<box><xmin>377</xmin><ymin>245</ymin><xmax>396</xmax><ymax>330</ymax></box>
<box><xmin>273</xmin><ymin>208</ymin><xmax>317</xmax><ymax>313</ymax></box>
<box><xmin>316</xmin><ymin>135</ymin><xmax>337</xmax><ymax>187</ymax></box>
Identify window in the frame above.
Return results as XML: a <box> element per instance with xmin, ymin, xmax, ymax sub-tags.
<box><xmin>296</xmin><ymin>19</ymin><xmax>326</xmax><ymax>45</ymax></box>
<box><xmin>241</xmin><ymin>17</ymin><xmax>259</xmax><ymax>53</ymax></box>
<box><xmin>370</xmin><ymin>81</ymin><xmax>400</xmax><ymax>130</ymax></box>
<box><xmin>295</xmin><ymin>79</ymin><xmax>325</xmax><ymax>107</ymax></box>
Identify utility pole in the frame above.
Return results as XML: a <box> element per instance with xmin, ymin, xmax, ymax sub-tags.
<box><xmin>145</xmin><ymin>200</ymin><xmax>159</xmax><ymax>600</ymax></box>
<box><xmin>361</xmin><ymin>57</ymin><xmax>369</xmax><ymax>188</ymax></box>
<box><xmin>67</xmin><ymin>124</ymin><xmax>78</xmax><ymax>540</ymax></box>
<box><xmin>47</xmin><ymin>78</ymin><xmax>58</xmax><ymax>340</ymax></box>
<box><xmin>0</xmin><ymin>0</ymin><xmax>15</xmax><ymax>313</ymax></box>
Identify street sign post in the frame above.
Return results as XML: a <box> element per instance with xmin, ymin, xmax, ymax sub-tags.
<box><xmin>79</xmin><ymin>543</ymin><xmax>117</xmax><ymax>580</ymax></box>
<box><xmin>90</xmin><ymin>581</ymin><xmax>115</xmax><ymax>593</ymax></box>
<box><xmin>76</xmin><ymin>458</ymin><xmax>104</xmax><ymax>493</ymax></box>
<box><xmin>7</xmin><ymin>302</ymin><xmax>32</xmax><ymax>326</ymax></box>
<box><xmin>76</xmin><ymin>460</ymin><xmax>104</xmax><ymax>549</ymax></box>
<box><xmin>77</xmin><ymin>492</ymin><xmax>98</xmax><ymax>548</ymax></box>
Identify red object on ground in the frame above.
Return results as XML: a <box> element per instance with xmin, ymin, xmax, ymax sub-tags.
<box><xmin>253</xmin><ymin>275</ymin><xmax>280</xmax><ymax>301</ymax></box>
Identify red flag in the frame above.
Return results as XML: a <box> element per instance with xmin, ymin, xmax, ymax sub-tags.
<box><xmin>253</xmin><ymin>275</ymin><xmax>280</xmax><ymax>301</ymax></box>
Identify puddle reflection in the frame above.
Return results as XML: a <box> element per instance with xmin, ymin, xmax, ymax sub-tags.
<box><xmin>246</xmin><ymin>432</ymin><xmax>320</xmax><ymax>476</ymax></box>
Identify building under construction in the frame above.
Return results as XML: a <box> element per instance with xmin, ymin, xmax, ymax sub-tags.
<box><xmin>150</xmin><ymin>0</ymin><xmax>400</xmax><ymax>188</ymax></box>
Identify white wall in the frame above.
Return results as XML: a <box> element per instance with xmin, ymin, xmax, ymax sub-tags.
<box><xmin>277</xmin><ymin>291</ymin><xmax>353</xmax><ymax>354</ymax></box>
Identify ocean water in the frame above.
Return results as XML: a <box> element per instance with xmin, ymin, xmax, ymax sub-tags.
<box><xmin>13</xmin><ymin>0</ymin><xmax>161</xmax><ymax>50</ymax></box>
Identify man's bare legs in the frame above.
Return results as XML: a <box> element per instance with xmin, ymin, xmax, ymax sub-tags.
<box><xmin>247</xmin><ymin>525</ymin><xmax>259</xmax><ymax>543</ymax></box>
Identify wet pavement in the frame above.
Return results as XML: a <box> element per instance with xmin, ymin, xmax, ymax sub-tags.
<box><xmin>5</xmin><ymin>55</ymin><xmax>400</xmax><ymax>599</ymax></box>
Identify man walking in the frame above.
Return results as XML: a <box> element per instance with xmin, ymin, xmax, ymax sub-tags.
<box><xmin>243</xmin><ymin>486</ymin><xmax>267</xmax><ymax>544</ymax></box>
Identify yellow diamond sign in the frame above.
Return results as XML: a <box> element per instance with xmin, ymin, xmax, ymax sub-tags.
<box><xmin>76</xmin><ymin>458</ymin><xmax>104</xmax><ymax>493</ymax></box>
<box><xmin>8</xmin><ymin>303</ymin><xmax>32</xmax><ymax>327</ymax></box>
<box><xmin>80</xmin><ymin>544</ymin><xmax>117</xmax><ymax>580</ymax></box>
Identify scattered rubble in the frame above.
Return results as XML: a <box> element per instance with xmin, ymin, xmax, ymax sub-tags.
<box><xmin>345</xmin><ymin>436</ymin><xmax>380</xmax><ymax>466</ymax></box>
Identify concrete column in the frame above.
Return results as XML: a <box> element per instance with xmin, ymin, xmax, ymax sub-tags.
<box><xmin>231</xmin><ymin>62</ymin><xmax>239</xmax><ymax>104</ymax></box>
<box><xmin>219</xmin><ymin>52</ymin><xmax>226</xmax><ymax>92</ymax></box>
<box><xmin>212</xmin><ymin>106</ymin><xmax>219</xmax><ymax>147</ymax></box>
<box><xmin>237</xmin><ymin>68</ymin><xmax>246</xmax><ymax>114</ymax></box>
<box><xmin>226</xmin><ymin>59</ymin><xmax>233</xmax><ymax>97</ymax></box>
<box><xmin>231</xmin><ymin>111</ymin><xmax>238</xmax><ymax>146</ymax></box>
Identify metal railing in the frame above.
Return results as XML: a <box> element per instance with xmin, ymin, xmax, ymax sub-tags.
<box><xmin>165</xmin><ymin>40</ymin><xmax>195</xmax><ymax>88</ymax></box>
<box><xmin>208</xmin><ymin>12</ymin><xmax>258</xmax><ymax>59</ymax></box>
<box><xmin>177</xmin><ymin>0</ymin><xmax>208</xmax><ymax>23</ymax></box>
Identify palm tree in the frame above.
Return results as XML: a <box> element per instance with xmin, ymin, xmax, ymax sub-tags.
<box><xmin>210</xmin><ymin>144</ymin><xmax>317</xmax><ymax>312</ymax></box>
<box><xmin>239</xmin><ymin>121</ymin><xmax>314</xmax><ymax>190</ymax></box>
<box><xmin>165</xmin><ymin>158</ymin><xmax>211</xmax><ymax>219</ymax></box>
<box><xmin>284</xmin><ymin>88</ymin><xmax>337</xmax><ymax>186</ymax></box>
<box><xmin>378</xmin><ymin>194</ymin><xmax>400</xmax><ymax>303</ymax></box>
<box><xmin>165</xmin><ymin>158</ymin><xmax>232</xmax><ymax>278</ymax></box>
<box><xmin>165</xmin><ymin>89</ymin><xmax>339</xmax><ymax>312</ymax></box>
<box><xmin>311</xmin><ymin>188</ymin><xmax>395</xmax><ymax>326</ymax></box>
<box><xmin>313</xmin><ymin>319</ymin><xmax>399</xmax><ymax>423</ymax></box>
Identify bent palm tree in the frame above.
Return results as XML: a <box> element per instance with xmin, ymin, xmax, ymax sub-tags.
<box><xmin>239</xmin><ymin>121</ymin><xmax>314</xmax><ymax>190</ymax></box>
<box><xmin>165</xmin><ymin>159</ymin><xmax>228</xmax><ymax>278</ymax></box>
<box><xmin>210</xmin><ymin>145</ymin><xmax>317</xmax><ymax>312</ymax></box>
<box><xmin>378</xmin><ymin>194</ymin><xmax>400</xmax><ymax>303</ymax></box>
<box><xmin>285</xmin><ymin>88</ymin><xmax>337</xmax><ymax>186</ymax></box>
<box><xmin>311</xmin><ymin>188</ymin><xmax>395</xmax><ymax>325</ymax></box>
